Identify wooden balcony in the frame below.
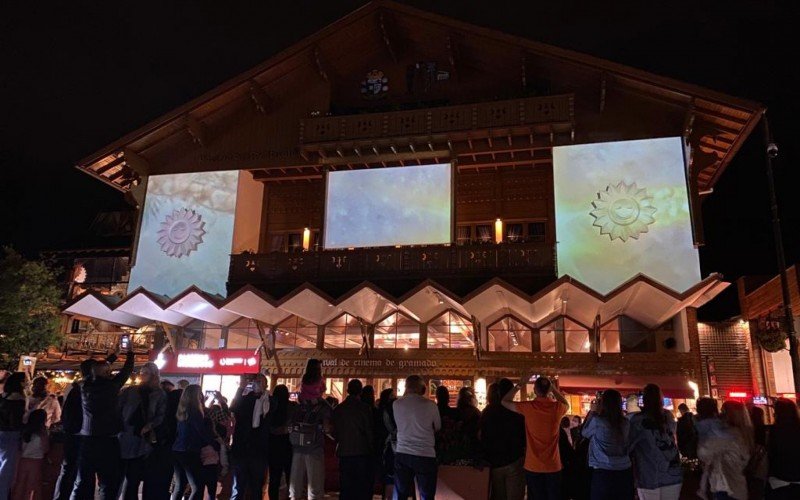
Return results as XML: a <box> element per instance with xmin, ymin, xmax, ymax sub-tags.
<box><xmin>230</xmin><ymin>241</ymin><xmax>555</xmax><ymax>287</ymax></box>
<box><xmin>61</xmin><ymin>331</ymin><xmax>154</xmax><ymax>356</ymax></box>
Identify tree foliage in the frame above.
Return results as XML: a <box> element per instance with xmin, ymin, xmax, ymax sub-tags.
<box><xmin>0</xmin><ymin>247</ymin><xmax>62</xmax><ymax>368</ymax></box>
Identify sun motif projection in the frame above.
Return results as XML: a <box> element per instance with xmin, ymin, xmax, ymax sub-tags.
<box><xmin>552</xmin><ymin>137</ymin><xmax>700</xmax><ymax>294</ymax></box>
<box><xmin>157</xmin><ymin>208</ymin><xmax>206</xmax><ymax>258</ymax></box>
<box><xmin>590</xmin><ymin>182</ymin><xmax>657</xmax><ymax>242</ymax></box>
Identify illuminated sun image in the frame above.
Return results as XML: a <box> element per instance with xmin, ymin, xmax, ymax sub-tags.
<box><xmin>590</xmin><ymin>181</ymin><xmax>656</xmax><ymax>242</ymax></box>
<box><xmin>157</xmin><ymin>208</ymin><xmax>206</xmax><ymax>258</ymax></box>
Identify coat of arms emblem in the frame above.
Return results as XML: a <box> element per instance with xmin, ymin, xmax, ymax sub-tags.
<box><xmin>360</xmin><ymin>69</ymin><xmax>389</xmax><ymax>99</ymax></box>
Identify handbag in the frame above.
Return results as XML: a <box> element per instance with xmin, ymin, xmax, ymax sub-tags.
<box><xmin>289</xmin><ymin>402</ymin><xmax>323</xmax><ymax>447</ymax></box>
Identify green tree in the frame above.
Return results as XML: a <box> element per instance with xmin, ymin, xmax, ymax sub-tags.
<box><xmin>0</xmin><ymin>247</ymin><xmax>62</xmax><ymax>369</ymax></box>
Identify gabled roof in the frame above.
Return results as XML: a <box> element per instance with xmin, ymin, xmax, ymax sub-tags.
<box><xmin>76</xmin><ymin>0</ymin><xmax>763</xmax><ymax>192</ymax></box>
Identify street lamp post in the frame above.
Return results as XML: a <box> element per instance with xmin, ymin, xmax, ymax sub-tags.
<box><xmin>762</xmin><ymin>112</ymin><xmax>800</xmax><ymax>397</ymax></box>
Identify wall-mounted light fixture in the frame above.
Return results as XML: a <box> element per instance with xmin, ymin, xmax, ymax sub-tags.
<box><xmin>494</xmin><ymin>218</ymin><xmax>503</xmax><ymax>244</ymax></box>
<box><xmin>302</xmin><ymin>227</ymin><xmax>311</xmax><ymax>251</ymax></box>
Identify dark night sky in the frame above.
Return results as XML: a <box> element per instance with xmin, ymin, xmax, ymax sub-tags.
<box><xmin>1</xmin><ymin>1</ymin><xmax>797</xmax><ymax>318</ymax></box>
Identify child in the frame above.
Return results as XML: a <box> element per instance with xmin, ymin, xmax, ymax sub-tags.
<box><xmin>299</xmin><ymin>358</ymin><xmax>325</xmax><ymax>402</ymax></box>
<box><xmin>12</xmin><ymin>409</ymin><xmax>49</xmax><ymax>500</ymax></box>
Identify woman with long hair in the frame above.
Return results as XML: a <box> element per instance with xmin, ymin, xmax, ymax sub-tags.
<box><xmin>11</xmin><ymin>408</ymin><xmax>49</xmax><ymax>500</ymax></box>
<box><xmin>581</xmin><ymin>389</ymin><xmax>633</xmax><ymax>500</ymax></box>
<box><xmin>629</xmin><ymin>384</ymin><xmax>682</xmax><ymax>500</ymax></box>
<box><xmin>698</xmin><ymin>400</ymin><xmax>751</xmax><ymax>500</ymax></box>
<box><xmin>0</xmin><ymin>372</ymin><xmax>27</xmax><ymax>500</ymax></box>
<box><xmin>299</xmin><ymin>359</ymin><xmax>325</xmax><ymax>402</ymax></box>
<box><xmin>267</xmin><ymin>384</ymin><xmax>295</xmax><ymax>500</ymax></box>
<box><xmin>119</xmin><ymin>362</ymin><xmax>167</xmax><ymax>500</ymax></box>
<box><xmin>172</xmin><ymin>384</ymin><xmax>213</xmax><ymax>500</ymax></box>
<box><xmin>767</xmin><ymin>398</ymin><xmax>800</xmax><ymax>499</ymax></box>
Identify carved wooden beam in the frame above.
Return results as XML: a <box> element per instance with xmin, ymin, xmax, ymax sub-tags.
<box><xmin>186</xmin><ymin>115</ymin><xmax>208</xmax><ymax>147</ymax></box>
<box><xmin>313</xmin><ymin>46</ymin><xmax>330</xmax><ymax>83</ymax></box>
<box><xmin>122</xmin><ymin>148</ymin><xmax>150</xmax><ymax>176</ymax></box>
<box><xmin>446</xmin><ymin>35</ymin><xmax>460</xmax><ymax>79</ymax></box>
<box><xmin>249</xmin><ymin>80</ymin><xmax>273</xmax><ymax>114</ymax></box>
<box><xmin>377</xmin><ymin>11</ymin><xmax>398</xmax><ymax>62</ymax></box>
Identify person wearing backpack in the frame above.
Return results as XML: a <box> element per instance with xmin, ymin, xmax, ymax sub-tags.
<box><xmin>289</xmin><ymin>395</ymin><xmax>332</xmax><ymax>499</ymax></box>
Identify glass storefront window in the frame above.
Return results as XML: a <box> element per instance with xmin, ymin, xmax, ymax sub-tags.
<box><xmin>539</xmin><ymin>317</ymin><xmax>590</xmax><ymax>352</ymax></box>
<box><xmin>374</xmin><ymin>312</ymin><xmax>420</xmax><ymax>349</ymax></box>
<box><xmin>600</xmin><ymin>320</ymin><xmax>621</xmax><ymax>352</ymax></box>
<box><xmin>427</xmin><ymin>310</ymin><xmax>474</xmax><ymax>349</ymax></box>
<box><xmin>324</xmin><ymin>313</ymin><xmax>363</xmax><ymax>349</ymax></box>
<box><xmin>487</xmin><ymin>316</ymin><xmax>532</xmax><ymax>352</ymax></box>
<box><xmin>326</xmin><ymin>378</ymin><xmax>345</xmax><ymax>401</ymax></box>
<box><xmin>276</xmin><ymin>315</ymin><xmax>318</xmax><ymax>348</ymax></box>
<box><xmin>226</xmin><ymin>319</ymin><xmax>260</xmax><ymax>349</ymax></box>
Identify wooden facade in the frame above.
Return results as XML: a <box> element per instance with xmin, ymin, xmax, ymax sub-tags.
<box><xmin>69</xmin><ymin>1</ymin><xmax>765</xmax><ymax>399</ymax></box>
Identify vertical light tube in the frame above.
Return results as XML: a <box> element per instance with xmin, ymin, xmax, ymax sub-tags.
<box><xmin>494</xmin><ymin>218</ymin><xmax>503</xmax><ymax>244</ymax></box>
<box><xmin>302</xmin><ymin>227</ymin><xmax>311</xmax><ymax>251</ymax></box>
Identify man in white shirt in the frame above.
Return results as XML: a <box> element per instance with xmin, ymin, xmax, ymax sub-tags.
<box><xmin>392</xmin><ymin>375</ymin><xmax>441</xmax><ymax>500</ymax></box>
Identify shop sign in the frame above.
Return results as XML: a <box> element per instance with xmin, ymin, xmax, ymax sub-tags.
<box><xmin>157</xmin><ymin>349</ymin><xmax>260</xmax><ymax>375</ymax></box>
<box><xmin>321</xmin><ymin>358</ymin><xmax>437</xmax><ymax>370</ymax></box>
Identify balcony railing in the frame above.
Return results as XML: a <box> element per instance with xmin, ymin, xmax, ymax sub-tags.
<box><xmin>299</xmin><ymin>94</ymin><xmax>573</xmax><ymax>145</ymax></box>
<box><xmin>230</xmin><ymin>241</ymin><xmax>554</xmax><ymax>285</ymax></box>
<box><xmin>62</xmin><ymin>332</ymin><xmax>154</xmax><ymax>355</ymax></box>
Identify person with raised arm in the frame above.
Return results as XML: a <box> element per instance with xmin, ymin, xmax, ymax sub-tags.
<box><xmin>502</xmin><ymin>375</ymin><xmax>569</xmax><ymax>500</ymax></box>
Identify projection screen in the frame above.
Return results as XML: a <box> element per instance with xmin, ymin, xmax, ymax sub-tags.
<box><xmin>553</xmin><ymin>137</ymin><xmax>700</xmax><ymax>294</ymax></box>
<box><xmin>128</xmin><ymin>171</ymin><xmax>239</xmax><ymax>297</ymax></box>
<box><xmin>323</xmin><ymin>163</ymin><xmax>452</xmax><ymax>249</ymax></box>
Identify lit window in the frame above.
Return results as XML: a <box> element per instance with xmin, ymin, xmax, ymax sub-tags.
<box><xmin>324</xmin><ymin>313</ymin><xmax>363</xmax><ymax>349</ymax></box>
<box><xmin>600</xmin><ymin>319</ymin><xmax>621</xmax><ymax>353</ymax></box>
<box><xmin>276</xmin><ymin>316</ymin><xmax>318</xmax><ymax>348</ymax></box>
<box><xmin>375</xmin><ymin>312</ymin><xmax>420</xmax><ymax>349</ymax></box>
<box><xmin>506</xmin><ymin>223</ymin><xmax>523</xmax><ymax>242</ymax></box>
<box><xmin>488</xmin><ymin>316</ymin><xmax>532</xmax><ymax>352</ymax></box>
<box><xmin>226</xmin><ymin>319</ymin><xmax>260</xmax><ymax>349</ymax></box>
<box><xmin>427</xmin><ymin>310</ymin><xmax>474</xmax><ymax>349</ymax></box>
<box><xmin>538</xmin><ymin>317</ymin><xmax>589</xmax><ymax>352</ymax></box>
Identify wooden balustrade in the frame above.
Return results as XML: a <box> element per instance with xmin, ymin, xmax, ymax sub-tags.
<box><xmin>230</xmin><ymin>241</ymin><xmax>555</xmax><ymax>285</ymax></box>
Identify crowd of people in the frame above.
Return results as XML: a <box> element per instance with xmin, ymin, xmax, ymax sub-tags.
<box><xmin>1</xmin><ymin>352</ymin><xmax>800</xmax><ymax>500</ymax></box>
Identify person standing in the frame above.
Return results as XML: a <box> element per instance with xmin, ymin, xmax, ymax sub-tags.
<box><xmin>625</xmin><ymin>394</ymin><xmax>641</xmax><ymax>418</ymax></box>
<box><xmin>581</xmin><ymin>389</ymin><xmax>633</xmax><ymax>500</ymax></box>
<box><xmin>698</xmin><ymin>400</ymin><xmax>752</xmax><ymax>500</ymax></box>
<box><xmin>11</xmin><ymin>408</ymin><xmax>49</xmax><ymax>500</ymax></box>
<box><xmin>71</xmin><ymin>348</ymin><xmax>135</xmax><ymax>500</ymax></box>
<box><xmin>54</xmin><ymin>355</ymin><xmax>114</xmax><ymax>500</ymax></box>
<box><xmin>766</xmin><ymin>398</ymin><xmax>800</xmax><ymax>499</ymax></box>
<box><xmin>118</xmin><ymin>362</ymin><xmax>166</xmax><ymax>500</ymax></box>
<box><xmin>502</xmin><ymin>376</ymin><xmax>569</xmax><ymax>500</ymax></box>
<box><xmin>289</xmin><ymin>395</ymin><xmax>331</xmax><ymax>500</ymax></box>
<box><xmin>172</xmin><ymin>385</ymin><xmax>214</xmax><ymax>500</ymax></box>
<box><xmin>27</xmin><ymin>377</ymin><xmax>61</xmax><ymax>428</ymax></box>
<box><xmin>332</xmin><ymin>379</ymin><xmax>374</xmax><ymax>500</ymax></box>
<box><xmin>230</xmin><ymin>374</ymin><xmax>271</xmax><ymax>500</ymax></box>
<box><xmin>676</xmin><ymin>403</ymin><xmax>697</xmax><ymax>459</ymax></box>
<box><xmin>267</xmin><ymin>385</ymin><xmax>296</xmax><ymax>500</ymax></box>
<box><xmin>480</xmin><ymin>379</ymin><xmax>525</xmax><ymax>500</ymax></box>
<box><xmin>393</xmin><ymin>375</ymin><xmax>441</xmax><ymax>500</ymax></box>
<box><xmin>0</xmin><ymin>373</ymin><xmax>27</xmax><ymax>500</ymax></box>
<box><xmin>629</xmin><ymin>384</ymin><xmax>682</xmax><ymax>500</ymax></box>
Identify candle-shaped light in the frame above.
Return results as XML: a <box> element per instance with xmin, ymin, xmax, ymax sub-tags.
<box><xmin>302</xmin><ymin>227</ymin><xmax>311</xmax><ymax>251</ymax></box>
<box><xmin>494</xmin><ymin>218</ymin><xmax>503</xmax><ymax>244</ymax></box>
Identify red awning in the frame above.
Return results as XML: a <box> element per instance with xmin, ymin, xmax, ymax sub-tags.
<box><xmin>557</xmin><ymin>375</ymin><xmax>695</xmax><ymax>399</ymax></box>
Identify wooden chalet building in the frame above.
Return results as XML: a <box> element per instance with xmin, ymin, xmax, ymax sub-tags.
<box><xmin>64</xmin><ymin>1</ymin><xmax>763</xmax><ymax>411</ymax></box>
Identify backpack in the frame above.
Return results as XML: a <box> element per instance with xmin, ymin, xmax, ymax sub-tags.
<box><xmin>290</xmin><ymin>401</ymin><xmax>324</xmax><ymax>448</ymax></box>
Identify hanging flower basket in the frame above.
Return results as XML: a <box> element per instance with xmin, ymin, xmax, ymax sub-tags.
<box><xmin>755</xmin><ymin>327</ymin><xmax>786</xmax><ymax>353</ymax></box>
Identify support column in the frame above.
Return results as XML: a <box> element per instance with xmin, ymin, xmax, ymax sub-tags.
<box><xmin>684</xmin><ymin>307</ymin><xmax>706</xmax><ymax>396</ymax></box>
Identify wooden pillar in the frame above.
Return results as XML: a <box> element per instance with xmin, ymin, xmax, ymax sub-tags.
<box><xmin>685</xmin><ymin>307</ymin><xmax>706</xmax><ymax>396</ymax></box>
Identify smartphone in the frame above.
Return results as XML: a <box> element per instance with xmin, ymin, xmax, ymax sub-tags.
<box><xmin>120</xmin><ymin>335</ymin><xmax>130</xmax><ymax>350</ymax></box>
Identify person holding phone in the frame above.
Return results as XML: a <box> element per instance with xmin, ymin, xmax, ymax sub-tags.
<box><xmin>72</xmin><ymin>345</ymin><xmax>135</xmax><ymax>499</ymax></box>
<box><xmin>502</xmin><ymin>375</ymin><xmax>569</xmax><ymax>500</ymax></box>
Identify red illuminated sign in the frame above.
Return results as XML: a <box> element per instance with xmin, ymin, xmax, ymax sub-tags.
<box><xmin>728</xmin><ymin>391</ymin><xmax>748</xmax><ymax>399</ymax></box>
<box><xmin>155</xmin><ymin>349</ymin><xmax>260</xmax><ymax>375</ymax></box>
